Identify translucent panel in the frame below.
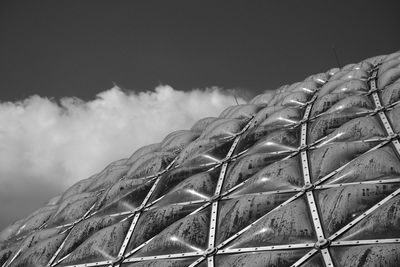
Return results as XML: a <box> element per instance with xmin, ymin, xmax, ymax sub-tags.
<box><xmin>379</xmin><ymin>59</ymin><xmax>400</xmax><ymax>77</ymax></box>
<box><xmin>216</xmin><ymin>192</ymin><xmax>296</xmax><ymax>244</ymax></box>
<box><xmin>251</xmin><ymin>106</ymin><xmax>283</xmax><ymax>127</ymax></box>
<box><xmin>330</xmin><ymin>244</ymin><xmax>400</xmax><ymax>267</ymax></box>
<box><xmin>305</xmin><ymin>73</ymin><xmax>329</xmax><ymax>85</ymax></box>
<box><xmin>318</xmin><ymin>79</ymin><xmax>346</xmax><ymax>97</ymax></box>
<box><xmin>316</xmin><ymin>183</ymin><xmax>400</xmax><ymax>236</ymax></box>
<box><xmin>126</xmin><ymin>143</ymin><xmax>161</xmax><ymax>165</ymax></box>
<box><xmin>323</xmin><ymin>95</ymin><xmax>374</xmax><ymax>115</ymax></box>
<box><xmin>126</xmin><ymin>203</ymin><xmax>202</xmax><ymax>253</ymax></box>
<box><xmin>190</xmin><ymin>117</ymin><xmax>217</xmax><ymax>133</ymax></box>
<box><xmin>315</xmin><ymin>116</ymin><xmax>385</xmax><ymax>147</ymax></box>
<box><xmin>222</xmin><ymin>104</ymin><xmax>265</xmax><ymax>119</ymax></box>
<box><xmin>199</xmin><ymin>118</ymin><xmax>247</xmax><ymax>140</ymax></box>
<box><xmin>0</xmin><ymin>219</ymin><xmax>24</xmax><ymax>244</ymax></box>
<box><xmin>309</xmin><ymin>141</ymin><xmax>378</xmax><ymax>182</ymax></box>
<box><xmin>10</xmin><ymin>232</ymin><xmax>67</xmax><ymax>267</ymax></box>
<box><xmin>94</xmin><ymin>179</ymin><xmax>153</xmax><ymax>216</ymax></box>
<box><xmin>219</xmin><ymin>105</ymin><xmax>238</xmax><ymax>118</ymax></box>
<box><xmin>15</xmin><ymin>205</ymin><xmax>57</xmax><ymax>236</ymax></box>
<box><xmin>332</xmin><ymin>80</ymin><xmax>369</xmax><ymax>96</ymax></box>
<box><xmin>149</xmin><ymin>166</ymin><xmax>218</xmax><ymax>203</ymax></box>
<box><xmin>16</xmin><ymin>227</ymin><xmax>65</xmax><ymax>258</ymax></box>
<box><xmin>215</xmin><ymin>249</ymin><xmax>310</xmax><ymax>267</ymax></box>
<box><xmin>281</xmin><ymin>91</ymin><xmax>310</xmax><ymax>107</ymax></box>
<box><xmin>54</xmin><ymin>214</ymin><xmax>127</xmax><ymax>262</ymax></box>
<box><xmin>266</xmin><ymin>92</ymin><xmax>289</xmax><ymax>107</ymax></box>
<box><xmin>339</xmin><ymin>69</ymin><xmax>369</xmax><ymax>81</ymax></box>
<box><xmin>354</xmin><ymin>61</ymin><xmax>374</xmax><ymax>72</ymax></box>
<box><xmin>325</xmin><ymin>146</ymin><xmax>400</xmax><ymax>184</ymax></box>
<box><xmin>231</xmin><ymin>157</ymin><xmax>302</xmax><ymax>196</ymax></box>
<box><xmin>227</xmin><ymin>196</ymin><xmax>316</xmax><ymax>248</ymax></box>
<box><xmin>160</xmin><ymin>130</ymin><xmax>199</xmax><ymax>154</ymax></box>
<box><xmin>0</xmin><ymin>243</ymin><xmax>19</xmax><ymax>266</ymax></box>
<box><xmin>87</xmin><ymin>159</ymin><xmax>130</xmax><ymax>191</ymax></box>
<box><xmin>126</xmin><ymin>151</ymin><xmax>175</xmax><ymax>179</ymax></box>
<box><xmin>381</xmin><ymin>81</ymin><xmax>400</xmax><ymax>106</ymax></box>
<box><xmin>133</xmin><ymin>207</ymin><xmax>210</xmax><ymax>257</ymax></box>
<box><xmin>97</xmin><ymin>178</ymin><xmax>149</xmax><ymax>207</ymax></box>
<box><xmin>176</xmin><ymin>138</ymin><xmax>233</xmax><ymax>166</ymax></box>
<box><xmin>237</xmin><ymin>128</ymin><xmax>299</xmax><ymax>156</ymax></box>
<box><xmin>46</xmin><ymin>192</ymin><xmax>98</xmax><ymax>227</ymax></box>
<box><xmin>249</xmin><ymin>92</ymin><xmax>275</xmax><ymax>105</ymax></box>
<box><xmin>59</xmin><ymin>217</ymin><xmax>132</xmax><ymax>266</ymax></box>
<box><xmin>338</xmin><ymin>194</ymin><xmax>400</xmax><ymax>241</ymax></box>
<box><xmin>301</xmin><ymin>252</ymin><xmax>324</xmax><ymax>267</ymax></box>
<box><xmin>221</xmin><ymin>152</ymin><xmax>288</xmax><ymax>193</ymax></box>
<box><xmin>257</xmin><ymin>107</ymin><xmax>302</xmax><ymax>131</ymax></box>
<box><xmin>151</xmin><ymin>170</ymin><xmax>217</xmax><ymax>207</ymax></box>
<box><xmin>387</xmin><ymin>104</ymin><xmax>400</xmax><ymax>133</ymax></box>
<box><xmin>234</xmin><ymin>121</ymin><xmax>298</xmax><ymax>154</ymax></box>
<box><xmin>309</xmin><ymin>109</ymin><xmax>376</xmax><ymax>144</ymax></box>
<box><xmin>378</xmin><ymin>67</ymin><xmax>400</xmax><ymax>89</ymax></box>
<box><xmin>122</xmin><ymin>257</ymin><xmax>200</xmax><ymax>267</ymax></box>
<box><xmin>60</xmin><ymin>175</ymin><xmax>97</xmax><ymax>202</ymax></box>
<box><xmin>311</xmin><ymin>93</ymin><xmax>344</xmax><ymax>118</ymax></box>
<box><xmin>327</xmin><ymin>67</ymin><xmax>340</xmax><ymax>77</ymax></box>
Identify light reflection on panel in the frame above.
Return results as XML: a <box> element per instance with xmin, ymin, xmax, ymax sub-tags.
<box><xmin>330</xmin><ymin>244</ymin><xmax>400</xmax><ymax>267</ymax></box>
<box><xmin>58</xmin><ymin>217</ymin><xmax>133</xmax><ymax>266</ymax></box>
<box><xmin>315</xmin><ymin>183</ymin><xmax>400</xmax><ymax>236</ymax></box>
<box><xmin>325</xmin><ymin>146</ymin><xmax>400</xmax><ymax>184</ymax></box>
<box><xmin>226</xmin><ymin>196</ymin><xmax>316</xmax><ymax>249</ymax></box>
<box><xmin>231</xmin><ymin>156</ymin><xmax>303</xmax><ymax>196</ymax></box>
<box><xmin>132</xmin><ymin>207</ymin><xmax>211</xmax><ymax>257</ymax></box>
<box><xmin>126</xmin><ymin>203</ymin><xmax>202</xmax><ymax>253</ymax></box>
<box><xmin>309</xmin><ymin>141</ymin><xmax>379</xmax><ymax>183</ymax></box>
<box><xmin>149</xmin><ymin>166</ymin><xmax>218</xmax><ymax>204</ymax></box>
<box><xmin>54</xmin><ymin>214</ymin><xmax>127</xmax><ymax>262</ymax></box>
<box><xmin>216</xmin><ymin>193</ymin><xmax>296</xmax><ymax>245</ymax></box>
<box><xmin>338</xmin><ymin>194</ymin><xmax>400</xmax><ymax>241</ymax></box>
<box><xmin>2</xmin><ymin>51</ymin><xmax>400</xmax><ymax>267</ymax></box>
<box><xmin>301</xmin><ymin>252</ymin><xmax>324</xmax><ymax>267</ymax></box>
<box><xmin>221</xmin><ymin>153</ymin><xmax>291</xmax><ymax>193</ymax></box>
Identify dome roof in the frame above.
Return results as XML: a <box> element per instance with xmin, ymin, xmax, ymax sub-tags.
<box><xmin>1</xmin><ymin>51</ymin><xmax>400</xmax><ymax>267</ymax></box>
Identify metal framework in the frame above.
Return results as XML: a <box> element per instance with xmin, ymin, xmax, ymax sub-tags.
<box><xmin>4</xmin><ymin>59</ymin><xmax>400</xmax><ymax>267</ymax></box>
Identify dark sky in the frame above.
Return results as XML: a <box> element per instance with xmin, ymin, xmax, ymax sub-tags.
<box><xmin>0</xmin><ymin>0</ymin><xmax>399</xmax><ymax>102</ymax></box>
<box><xmin>0</xmin><ymin>0</ymin><xmax>399</xmax><ymax>229</ymax></box>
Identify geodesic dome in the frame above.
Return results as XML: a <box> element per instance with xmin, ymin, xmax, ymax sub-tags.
<box><xmin>1</xmin><ymin>51</ymin><xmax>400</xmax><ymax>267</ymax></box>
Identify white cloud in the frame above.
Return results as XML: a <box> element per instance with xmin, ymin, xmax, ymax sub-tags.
<box><xmin>0</xmin><ymin>85</ymin><xmax>244</xmax><ymax>193</ymax></box>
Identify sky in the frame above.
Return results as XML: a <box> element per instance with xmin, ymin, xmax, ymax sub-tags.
<box><xmin>0</xmin><ymin>0</ymin><xmax>399</xmax><ymax>229</ymax></box>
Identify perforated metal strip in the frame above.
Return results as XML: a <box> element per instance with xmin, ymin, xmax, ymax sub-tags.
<box><xmin>369</xmin><ymin>68</ymin><xmax>400</xmax><ymax>157</ymax></box>
<box><xmin>216</xmin><ymin>191</ymin><xmax>304</xmax><ymax>248</ymax></box>
<box><xmin>112</xmin><ymin>156</ymin><xmax>179</xmax><ymax>267</ymax></box>
<box><xmin>47</xmin><ymin>202</ymin><xmax>99</xmax><ymax>267</ymax></box>
<box><xmin>329</xmin><ymin>185</ymin><xmax>400</xmax><ymax>241</ymax></box>
<box><xmin>206</xmin><ymin>117</ymin><xmax>255</xmax><ymax>267</ymax></box>
<box><xmin>217</xmin><ymin>243</ymin><xmax>315</xmax><ymax>254</ymax></box>
<box><xmin>122</xmin><ymin>117</ymin><xmax>256</xmax><ymax>267</ymax></box>
<box><xmin>124</xmin><ymin>251</ymin><xmax>203</xmax><ymax>262</ymax></box>
<box><xmin>298</xmin><ymin>88</ymin><xmax>334</xmax><ymax>267</ymax></box>
<box><xmin>315</xmin><ymin>177</ymin><xmax>400</xmax><ymax>190</ymax></box>
<box><xmin>312</xmin><ymin>139</ymin><xmax>392</xmax><ymax>186</ymax></box>
<box><xmin>64</xmin><ymin>260</ymin><xmax>113</xmax><ymax>267</ymax></box>
<box><xmin>190</xmin><ymin>191</ymin><xmax>304</xmax><ymax>267</ymax></box>
<box><xmin>331</xmin><ymin>238</ymin><xmax>400</xmax><ymax>246</ymax></box>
